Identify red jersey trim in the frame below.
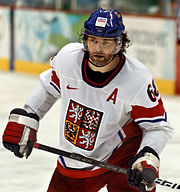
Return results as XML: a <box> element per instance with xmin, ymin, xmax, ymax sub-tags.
<box><xmin>51</xmin><ymin>70</ymin><xmax>61</xmax><ymax>89</ymax></box>
<box><xmin>131</xmin><ymin>98</ymin><xmax>165</xmax><ymax>120</ymax></box>
<box><xmin>50</xmin><ymin>70</ymin><xmax>61</xmax><ymax>93</ymax></box>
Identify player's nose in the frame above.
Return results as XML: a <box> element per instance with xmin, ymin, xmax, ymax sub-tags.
<box><xmin>94</xmin><ymin>42</ymin><xmax>103</xmax><ymax>52</ymax></box>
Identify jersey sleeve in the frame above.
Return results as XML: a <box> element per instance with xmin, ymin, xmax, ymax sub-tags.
<box><xmin>40</xmin><ymin>67</ymin><xmax>61</xmax><ymax>97</ymax></box>
<box><xmin>24</xmin><ymin>55</ymin><xmax>62</xmax><ymax>119</ymax></box>
<box><xmin>131</xmin><ymin>79</ymin><xmax>166</xmax><ymax>129</ymax></box>
<box><xmin>130</xmin><ymin>78</ymin><xmax>174</xmax><ymax>154</ymax></box>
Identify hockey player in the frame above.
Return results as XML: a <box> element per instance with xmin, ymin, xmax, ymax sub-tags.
<box><xmin>2</xmin><ymin>8</ymin><xmax>174</xmax><ymax>192</ymax></box>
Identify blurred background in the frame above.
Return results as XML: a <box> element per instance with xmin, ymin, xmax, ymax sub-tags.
<box><xmin>0</xmin><ymin>0</ymin><xmax>179</xmax><ymax>16</ymax></box>
<box><xmin>0</xmin><ymin>0</ymin><xmax>179</xmax><ymax>15</ymax></box>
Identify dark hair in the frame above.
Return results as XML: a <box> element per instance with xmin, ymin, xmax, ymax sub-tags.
<box><xmin>78</xmin><ymin>29</ymin><xmax>131</xmax><ymax>53</ymax></box>
<box><xmin>120</xmin><ymin>32</ymin><xmax>131</xmax><ymax>53</ymax></box>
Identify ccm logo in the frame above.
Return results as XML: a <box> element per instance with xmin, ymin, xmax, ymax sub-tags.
<box><xmin>155</xmin><ymin>178</ymin><xmax>180</xmax><ymax>189</ymax></box>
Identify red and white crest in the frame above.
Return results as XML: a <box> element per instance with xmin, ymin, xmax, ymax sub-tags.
<box><xmin>65</xmin><ymin>100</ymin><xmax>103</xmax><ymax>150</ymax></box>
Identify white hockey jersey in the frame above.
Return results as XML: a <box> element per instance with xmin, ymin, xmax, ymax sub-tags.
<box><xmin>24</xmin><ymin>42</ymin><xmax>174</xmax><ymax>173</ymax></box>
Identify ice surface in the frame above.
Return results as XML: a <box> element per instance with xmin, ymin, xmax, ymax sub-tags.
<box><xmin>0</xmin><ymin>71</ymin><xmax>180</xmax><ymax>192</ymax></box>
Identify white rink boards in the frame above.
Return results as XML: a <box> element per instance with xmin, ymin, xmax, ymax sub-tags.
<box><xmin>0</xmin><ymin>71</ymin><xmax>180</xmax><ymax>192</ymax></box>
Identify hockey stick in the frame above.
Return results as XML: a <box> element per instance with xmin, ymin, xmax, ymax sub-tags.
<box><xmin>34</xmin><ymin>142</ymin><xmax>180</xmax><ymax>190</ymax></box>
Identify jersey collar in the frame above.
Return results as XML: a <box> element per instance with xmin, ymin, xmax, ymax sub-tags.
<box><xmin>82</xmin><ymin>53</ymin><xmax>126</xmax><ymax>88</ymax></box>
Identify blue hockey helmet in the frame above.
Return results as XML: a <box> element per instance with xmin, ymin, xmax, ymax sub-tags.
<box><xmin>84</xmin><ymin>8</ymin><xmax>125</xmax><ymax>38</ymax></box>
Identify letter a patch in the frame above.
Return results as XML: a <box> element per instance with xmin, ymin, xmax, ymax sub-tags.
<box><xmin>106</xmin><ymin>88</ymin><xmax>118</xmax><ymax>104</ymax></box>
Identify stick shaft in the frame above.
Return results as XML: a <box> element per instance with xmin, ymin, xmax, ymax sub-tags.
<box><xmin>33</xmin><ymin>143</ymin><xmax>127</xmax><ymax>174</ymax></box>
<box><xmin>34</xmin><ymin>143</ymin><xmax>180</xmax><ymax>190</ymax></box>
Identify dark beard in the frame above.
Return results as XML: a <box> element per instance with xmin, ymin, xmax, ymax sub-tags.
<box><xmin>89</xmin><ymin>54</ymin><xmax>116</xmax><ymax>67</ymax></box>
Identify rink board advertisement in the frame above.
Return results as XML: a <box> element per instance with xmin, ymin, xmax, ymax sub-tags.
<box><xmin>123</xmin><ymin>15</ymin><xmax>176</xmax><ymax>94</ymax></box>
<box><xmin>14</xmin><ymin>9</ymin><xmax>88</xmax><ymax>74</ymax></box>
<box><xmin>0</xmin><ymin>7</ymin><xmax>10</xmax><ymax>70</ymax></box>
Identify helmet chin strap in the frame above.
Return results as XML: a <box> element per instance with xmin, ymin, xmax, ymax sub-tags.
<box><xmin>88</xmin><ymin>54</ymin><xmax>117</xmax><ymax>68</ymax></box>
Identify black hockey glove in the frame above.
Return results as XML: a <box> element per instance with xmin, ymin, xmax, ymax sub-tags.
<box><xmin>127</xmin><ymin>146</ymin><xmax>160</xmax><ymax>192</ymax></box>
<box><xmin>2</xmin><ymin>108</ymin><xmax>39</xmax><ymax>158</ymax></box>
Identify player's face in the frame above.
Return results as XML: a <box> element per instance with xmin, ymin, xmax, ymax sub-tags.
<box><xmin>87</xmin><ymin>35</ymin><xmax>117</xmax><ymax>67</ymax></box>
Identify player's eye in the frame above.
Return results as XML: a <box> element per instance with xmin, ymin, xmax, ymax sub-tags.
<box><xmin>90</xmin><ymin>38</ymin><xmax>97</xmax><ymax>43</ymax></box>
<box><xmin>102</xmin><ymin>41</ymin><xmax>111</xmax><ymax>46</ymax></box>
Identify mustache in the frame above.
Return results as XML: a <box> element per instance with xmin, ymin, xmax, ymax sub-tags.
<box><xmin>92</xmin><ymin>52</ymin><xmax>105</xmax><ymax>56</ymax></box>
